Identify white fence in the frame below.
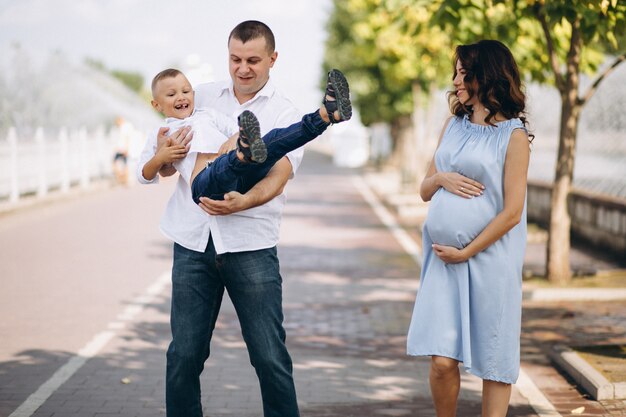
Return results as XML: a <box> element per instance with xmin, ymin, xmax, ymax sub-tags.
<box><xmin>0</xmin><ymin>127</ymin><xmax>116</xmax><ymax>203</ymax></box>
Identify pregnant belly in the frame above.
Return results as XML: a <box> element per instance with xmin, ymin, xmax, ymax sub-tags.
<box><xmin>424</xmin><ymin>189</ymin><xmax>497</xmax><ymax>248</ymax></box>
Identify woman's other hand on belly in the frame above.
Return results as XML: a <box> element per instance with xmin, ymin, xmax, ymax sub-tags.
<box><xmin>432</xmin><ymin>243</ymin><xmax>469</xmax><ymax>264</ymax></box>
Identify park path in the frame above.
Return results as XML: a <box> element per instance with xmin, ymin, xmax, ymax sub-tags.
<box><xmin>3</xmin><ymin>148</ymin><xmax>617</xmax><ymax>416</ymax></box>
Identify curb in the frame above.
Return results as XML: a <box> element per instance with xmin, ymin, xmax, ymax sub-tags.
<box><xmin>522</xmin><ymin>287</ymin><xmax>626</xmax><ymax>301</ymax></box>
<box><xmin>548</xmin><ymin>344</ymin><xmax>626</xmax><ymax>400</ymax></box>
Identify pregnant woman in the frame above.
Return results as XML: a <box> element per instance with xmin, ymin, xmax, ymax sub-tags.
<box><xmin>407</xmin><ymin>40</ymin><xmax>532</xmax><ymax>417</ymax></box>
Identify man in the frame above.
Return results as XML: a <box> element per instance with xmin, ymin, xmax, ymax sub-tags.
<box><xmin>138</xmin><ymin>21</ymin><xmax>302</xmax><ymax>417</ymax></box>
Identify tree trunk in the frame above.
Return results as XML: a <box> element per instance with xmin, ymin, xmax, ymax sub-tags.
<box><xmin>389</xmin><ymin>114</ymin><xmax>416</xmax><ymax>191</ymax></box>
<box><xmin>546</xmin><ymin>18</ymin><xmax>582</xmax><ymax>284</ymax></box>
<box><xmin>546</xmin><ymin>100</ymin><xmax>581</xmax><ymax>284</ymax></box>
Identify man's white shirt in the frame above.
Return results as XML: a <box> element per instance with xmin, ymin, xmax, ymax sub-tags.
<box><xmin>136</xmin><ymin>78</ymin><xmax>303</xmax><ymax>254</ymax></box>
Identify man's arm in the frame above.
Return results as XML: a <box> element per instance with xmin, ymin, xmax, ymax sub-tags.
<box><xmin>198</xmin><ymin>157</ymin><xmax>292</xmax><ymax>215</ymax></box>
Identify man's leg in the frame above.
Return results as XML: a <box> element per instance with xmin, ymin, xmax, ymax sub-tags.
<box><xmin>217</xmin><ymin>247</ymin><xmax>299</xmax><ymax>417</ymax></box>
<box><xmin>166</xmin><ymin>240</ymin><xmax>224</xmax><ymax>417</ymax></box>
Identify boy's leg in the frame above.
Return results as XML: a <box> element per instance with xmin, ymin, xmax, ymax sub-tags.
<box><xmin>191</xmin><ymin>69</ymin><xmax>352</xmax><ymax>201</ymax></box>
<box><xmin>190</xmin><ymin>111</ymin><xmax>329</xmax><ymax>202</ymax></box>
<box><xmin>235</xmin><ymin>69</ymin><xmax>352</xmax><ymax>190</ymax></box>
<box><xmin>191</xmin><ymin>154</ymin><xmax>240</xmax><ymax>202</ymax></box>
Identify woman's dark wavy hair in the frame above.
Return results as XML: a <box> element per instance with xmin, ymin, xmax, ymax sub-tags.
<box><xmin>449</xmin><ymin>40</ymin><xmax>532</xmax><ymax>139</ymax></box>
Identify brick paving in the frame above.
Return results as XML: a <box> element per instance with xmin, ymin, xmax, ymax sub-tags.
<box><xmin>1</xmin><ymin>148</ymin><xmax>624</xmax><ymax>416</ymax></box>
<box><xmin>521</xmin><ymin>300</ymin><xmax>626</xmax><ymax>417</ymax></box>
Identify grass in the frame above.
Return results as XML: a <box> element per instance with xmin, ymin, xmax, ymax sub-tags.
<box><xmin>573</xmin><ymin>345</ymin><xmax>626</xmax><ymax>383</ymax></box>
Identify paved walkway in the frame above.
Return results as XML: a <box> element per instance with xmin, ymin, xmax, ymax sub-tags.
<box><xmin>1</xmin><ymin>149</ymin><xmax>624</xmax><ymax>416</ymax></box>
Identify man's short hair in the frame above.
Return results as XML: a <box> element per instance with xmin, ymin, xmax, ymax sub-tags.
<box><xmin>228</xmin><ymin>20</ymin><xmax>275</xmax><ymax>53</ymax></box>
<box><xmin>151</xmin><ymin>68</ymin><xmax>183</xmax><ymax>96</ymax></box>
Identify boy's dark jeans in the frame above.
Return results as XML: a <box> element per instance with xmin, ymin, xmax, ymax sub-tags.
<box><xmin>191</xmin><ymin>110</ymin><xmax>328</xmax><ymax>202</ymax></box>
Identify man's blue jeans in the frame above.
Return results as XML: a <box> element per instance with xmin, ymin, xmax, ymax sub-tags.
<box><xmin>166</xmin><ymin>239</ymin><xmax>299</xmax><ymax>417</ymax></box>
<box><xmin>192</xmin><ymin>110</ymin><xmax>328</xmax><ymax>202</ymax></box>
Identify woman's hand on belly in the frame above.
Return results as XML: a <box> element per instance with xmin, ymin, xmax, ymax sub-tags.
<box><xmin>437</xmin><ymin>172</ymin><xmax>485</xmax><ymax>199</ymax></box>
<box><xmin>432</xmin><ymin>243</ymin><xmax>469</xmax><ymax>264</ymax></box>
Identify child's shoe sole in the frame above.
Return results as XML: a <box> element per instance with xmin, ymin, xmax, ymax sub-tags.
<box><xmin>328</xmin><ymin>69</ymin><xmax>352</xmax><ymax>122</ymax></box>
<box><xmin>238</xmin><ymin>110</ymin><xmax>267</xmax><ymax>163</ymax></box>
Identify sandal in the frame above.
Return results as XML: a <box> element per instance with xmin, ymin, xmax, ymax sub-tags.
<box><xmin>323</xmin><ymin>69</ymin><xmax>352</xmax><ymax>123</ymax></box>
<box><xmin>237</xmin><ymin>110</ymin><xmax>267</xmax><ymax>163</ymax></box>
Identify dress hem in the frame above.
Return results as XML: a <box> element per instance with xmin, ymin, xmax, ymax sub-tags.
<box><xmin>406</xmin><ymin>351</ymin><xmax>462</xmax><ymax>363</ymax></box>
<box><xmin>406</xmin><ymin>350</ymin><xmax>517</xmax><ymax>384</ymax></box>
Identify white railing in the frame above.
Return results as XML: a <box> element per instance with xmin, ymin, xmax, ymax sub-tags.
<box><xmin>0</xmin><ymin>126</ymin><xmax>116</xmax><ymax>204</ymax></box>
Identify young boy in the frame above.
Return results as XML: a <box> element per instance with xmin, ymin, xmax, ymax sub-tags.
<box><xmin>141</xmin><ymin>68</ymin><xmax>351</xmax><ymax>202</ymax></box>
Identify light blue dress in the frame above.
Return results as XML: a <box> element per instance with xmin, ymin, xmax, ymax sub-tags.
<box><xmin>407</xmin><ymin>114</ymin><xmax>527</xmax><ymax>384</ymax></box>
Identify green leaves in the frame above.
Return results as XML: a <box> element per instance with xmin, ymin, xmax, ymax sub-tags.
<box><xmin>323</xmin><ymin>0</ymin><xmax>625</xmax><ymax>124</ymax></box>
<box><xmin>323</xmin><ymin>0</ymin><xmax>454</xmax><ymax>125</ymax></box>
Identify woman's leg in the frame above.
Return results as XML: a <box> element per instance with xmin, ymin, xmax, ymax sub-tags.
<box><xmin>430</xmin><ymin>356</ymin><xmax>461</xmax><ymax>417</ymax></box>
<box><xmin>482</xmin><ymin>380</ymin><xmax>511</xmax><ymax>417</ymax></box>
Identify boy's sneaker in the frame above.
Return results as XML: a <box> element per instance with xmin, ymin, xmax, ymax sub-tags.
<box><xmin>237</xmin><ymin>110</ymin><xmax>267</xmax><ymax>163</ymax></box>
<box><xmin>323</xmin><ymin>69</ymin><xmax>352</xmax><ymax>123</ymax></box>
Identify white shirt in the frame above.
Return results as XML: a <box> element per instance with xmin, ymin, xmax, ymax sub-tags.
<box><xmin>137</xmin><ymin>78</ymin><xmax>303</xmax><ymax>254</ymax></box>
<box><xmin>166</xmin><ymin>109</ymin><xmax>238</xmax><ymax>183</ymax></box>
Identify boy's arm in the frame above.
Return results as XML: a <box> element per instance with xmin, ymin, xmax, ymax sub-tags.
<box><xmin>136</xmin><ymin>130</ymin><xmax>159</xmax><ymax>184</ymax></box>
<box><xmin>141</xmin><ymin>133</ymin><xmax>192</xmax><ymax>181</ymax></box>
<box><xmin>198</xmin><ymin>157</ymin><xmax>292</xmax><ymax>215</ymax></box>
<box><xmin>141</xmin><ymin>153</ymin><xmax>167</xmax><ymax>181</ymax></box>
<box><xmin>150</xmin><ymin>126</ymin><xmax>194</xmax><ymax>178</ymax></box>
<box><xmin>159</xmin><ymin>164</ymin><xmax>177</xmax><ymax>177</ymax></box>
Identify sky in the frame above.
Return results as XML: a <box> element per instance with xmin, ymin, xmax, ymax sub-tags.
<box><xmin>0</xmin><ymin>0</ymin><xmax>334</xmax><ymax>111</ymax></box>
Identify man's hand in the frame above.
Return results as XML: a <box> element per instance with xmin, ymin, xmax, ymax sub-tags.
<box><xmin>198</xmin><ymin>192</ymin><xmax>250</xmax><ymax>215</ymax></box>
<box><xmin>218</xmin><ymin>134</ymin><xmax>238</xmax><ymax>155</ymax></box>
<box><xmin>197</xmin><ymin>157</ymin><xmax>293</xmax><ymax>216</ymax></box>
<box><xmin>157</xmin><ymin>126</ymin><xmax>194</xmax><ymax>150</ymax></box>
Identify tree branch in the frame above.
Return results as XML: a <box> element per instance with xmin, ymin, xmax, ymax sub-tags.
<box><xmin>580</xmin><ymin>53</ymin><xmax>626</xmax><ymax>106</ymax></box>
<box><xmin>533</xmin><ymin>4</ymin><xmax>565</xmax><ymax>91</ymax></box>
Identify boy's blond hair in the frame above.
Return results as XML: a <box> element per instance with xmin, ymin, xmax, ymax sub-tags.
<box><xmin>151</xmin><ymin>68</ymin><xmax>184</xmax><ymax>97</ymax></box>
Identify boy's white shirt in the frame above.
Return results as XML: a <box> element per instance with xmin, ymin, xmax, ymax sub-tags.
<box><xmin>166</xmin><ymin>108</ymin><xmax>238</xmax><ymax>184</ymax></box>
<box><xmin>136</xmin><ymin>78</ymin><xmax>303</xmax><ymax>254</ymax></box>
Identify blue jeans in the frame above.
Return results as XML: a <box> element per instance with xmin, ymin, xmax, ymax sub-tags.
<box><xmin>192</xmin><ymin>110</ymin><xmax>328</xmax><ymax>202</ymax></box>
<box><xmin>166</xmin><ymin>239</ymin><xmax>299</xmax><ymax>417</ymax></box>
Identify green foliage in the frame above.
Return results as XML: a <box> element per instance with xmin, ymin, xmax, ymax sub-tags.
<box><xmin>433</xmin><ymin>0</ymin><xmax>626</xmax><ymax>85</ymax></box>
<box><xmin>84</xmin><ymin>57</ymin><xmax>145</xmax><ymax>94</ymax></box>
<box><xmin>84</xmin><ymin>57</ymin><xmax>107</xmax><ymax>71</ymax></box>
<box><xmin>110</xmin><ymin>70</ymin><xmax>144</xmax><ymax>93</ymax></box>
<box><xmin>323</xmin><ymin>0</ymin><xmax>625</xmax><ymax>125</ymax></box>
<box><xmin>323</xmin><ymin>0</ymin><xmax>454</xmax><ymax>125</ymax></box>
